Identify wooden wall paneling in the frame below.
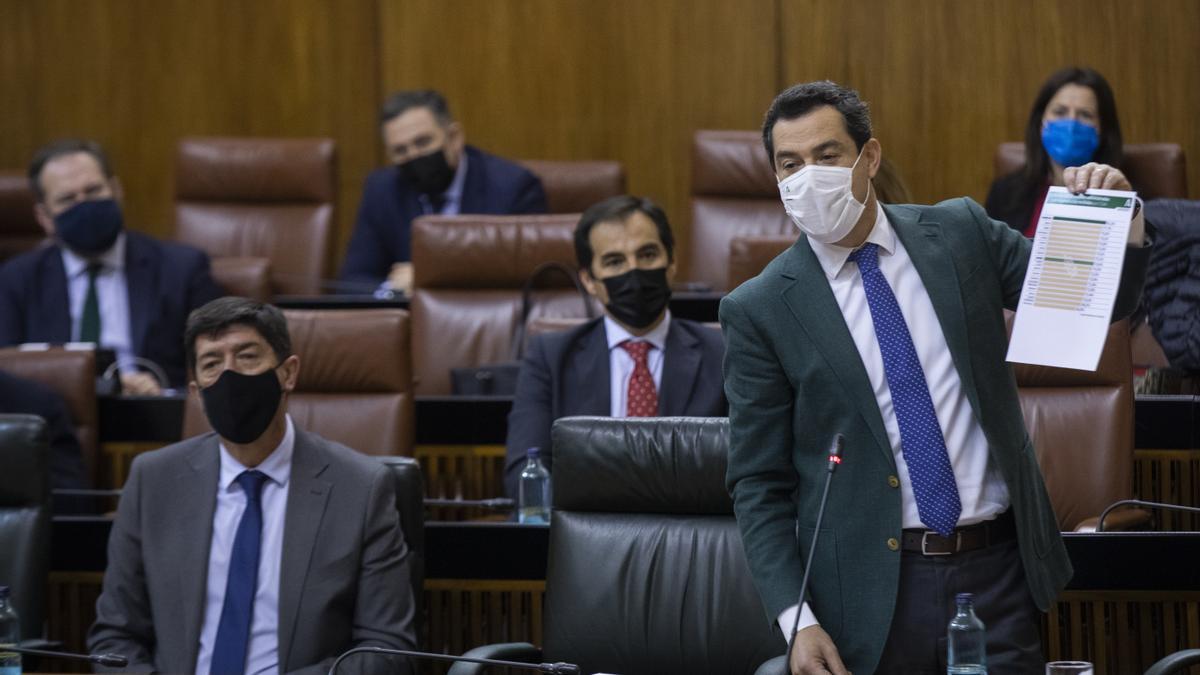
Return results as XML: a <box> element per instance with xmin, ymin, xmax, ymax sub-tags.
<box><xmin>0</xmin><ymin>0</ymin><xmax>381</xmax><ymax>274</ymax></box>
<box><xmin>780</xmin><ymin>0</ymin><xmax>1200</xmax><ymax>206</ymax></box>
<box><xmin>377</xmin><ymin>0</ymin><xmax>781</xmax><ymax>276</ymax></box>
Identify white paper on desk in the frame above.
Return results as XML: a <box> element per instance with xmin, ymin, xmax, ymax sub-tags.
<box><xmin>1006</xmin><ymin>186</ymin><xmax>1136</xmax><ymax>371</ymax></box>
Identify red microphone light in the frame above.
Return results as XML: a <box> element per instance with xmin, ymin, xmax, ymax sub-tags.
<box><xmin>828</xmin><ymin>455</ymin><xmax>842</xmax><ymax>464</ymax></box>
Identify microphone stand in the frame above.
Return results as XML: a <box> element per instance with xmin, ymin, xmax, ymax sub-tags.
<box><xmin>787</xmin><ymin>434</ymin><xmax>845</xmax><ymax>654</ymax></box>
<box><xmin>2</xmin><ymin>644</ymin><xmax>128</xmax><ymax>668</ymax></box>
<box><xmin>327</xmin><ymin>645</ymin><xmax>580</xmax><ymax>675</ymax></box>
<box><xmin>1096</xmin><ymin>499</ymin><xmax>1200</xmax><ymax>532</ymax></box>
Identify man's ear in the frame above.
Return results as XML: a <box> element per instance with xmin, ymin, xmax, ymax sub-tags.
<box><xmin>278</xmin><ymin>354</ymin><xmax>301</xmax><ymax>393</ymax></box>
<box><xmin>579</xmin><ymin>267</ymin><xmax>600</xmax><ymax>297</ymax></box>
<box><xmin>110</xmin><ymin>176</ymin><xmax>125</xmax><ymax>204</ymax></box>
<box><xmin>864</xmin><ymin>138</ymin><xmax>882</xmax><ymax>180</ymax></box>
<box><xmin>445</xmin><ymin>122</ymin><xmax>466</xmax><ymax>163</ymax></box>
<box><xmin>34</xmin><ymin>202</ymin><xmax>55</xmax><ymax>237</ymax></box>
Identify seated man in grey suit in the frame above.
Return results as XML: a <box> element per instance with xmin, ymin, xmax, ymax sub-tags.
<box><xmin>89</xmin><ymin>297</ymin><xmax>415</xmax><ymax>674</ymax></box>
<box><xmin>504</xmin><ymin>195</ymin><xmax>727</xmax><ymax>497</ymax></box>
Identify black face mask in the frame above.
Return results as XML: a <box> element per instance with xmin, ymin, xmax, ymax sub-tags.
<box><xmin>600</xmin><ymin>267</ymin><xmax>672</xmax><ymax>330</ymax></box>
<box><xmin>54</xmin><ymin>198</ymin><xmax>124</xmax><ymax>257</ymax></box>
<box><xmin>398</xmin><ymin>148</ymin><xmax>456</xmax><ymax>197</ymax></box>
<box><xmin>200</xmin><ymin>367</ymin><xmax>284</xmax><ymax>445</ymax></box>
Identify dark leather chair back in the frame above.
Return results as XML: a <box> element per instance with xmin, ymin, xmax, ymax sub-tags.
<box><xmin>378</xmin><ymin>456</ymin><xmax>425</xmax><ymax>626</ymax></box>
<box><xmin>0</xmin><ymin>414</ymin><xmax>51</xmax><ymax>640</ymax></box>
<box><xmin>409</xmin><ymin>214</ymin><xmax>592</xmax><ymax>395</ymax></box>
<box><xmin>690</xmin><ymin>130</ymin><xmax>790</xmax><ymax>292</ymax></box>
<box><xmin>544</xmin><ymin>416</ymin><xmax>784</xmax><ymax>674</ymax></box>
<box><xmin>174</xmin><ymin>137</ymin><xmax>336</xmax><ymax>295</ymax></box>
<box><xmin>993</xmin><ymin>142</ymin><xmax>1189</xmax><ymax>201</ymax></box>
<box><xmin>184</xmin><ymin>309</ymin><xmax>415</xmax><ymax>456</ymax></box>
<box><xmin>0</xmin><ymin>348</ymin><xmax>98</xmax><ymax>486</ymax></box>
<box><xmin>518</xmin><ymin>160</ymin><xmax>626</xmax><ymax>213</ymax></box>
<box><xmin>0</xmin><ymin>170</ymin><xmax>45</xmax><ymax>262</ymax></box>
<box><xmin>1009</xmin><ymin>317</ymin><xmax>1134</xmax><ymax>530</ymax></box>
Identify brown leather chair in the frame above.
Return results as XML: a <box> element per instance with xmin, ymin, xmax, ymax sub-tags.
<box><xmin>727</xmin><ymin>234</ymin><xmax>796</xmax><ymax>289</ymax></box>
<box><xmin>209</xmin><ymin>256</ymin><xmax>272</xmax><ymax>301</ymax></box>
<box><xmin>410</xmin><ymin>214</ymin><xmax>593</xmax><ymax>395</ymax></box>
<box><xmin>518</xmin><ymin>160</ymin><xmax>626</xmax><ymax>213</ymax></box>
<box><xmin>0</xmin><ymin>347</ymin><xmax>98</xmax><ymax>486</ymax></box>
<box><xmin>690</xmin><ymin>130</ymin><xmax>791</xmax><ymax>292</ymax></box>
<box><xmin>0</xmin><ymin>170</ymin><xmax>45</xmax><ymax>262</ymax></box>
<box><xmin>174</xmin><ymin>137</ymin><xmax>336</xmax><ymax>296</ymax></box>
<box><xmin>1009</xmin><ymin>317</ymin><xmax>1145</xmax><ymax>531</ymax></box>
<box><xmin>993</xmin><ymin>142</ymin><xmax>1189</xmax><ymax>201</ymax></box>
<box><xmin>183</xmin><ymin>309</ymin><xmax>414</xmax><ymax>456</ymax></box>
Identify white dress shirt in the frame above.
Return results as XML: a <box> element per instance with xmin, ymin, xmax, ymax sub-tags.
<box><xmin>417</xmin><ymin>150</ymin><xmax>469</xmax><ymax>215</ymax></box>
<box><xmin>195</xmin><ymin>415</ymin><xmax>294</xmax><ymax>675</ymax></box>
<box><xmin>60</xmin><ymin>234</ymin><xmax>134</xmax><ymax>366</ymax></box>
<box><xmin>779</xmin><ymin>206</ymin><xmax>1010</xmax><ymax>637</ymax></box>
<box><xmin>604</xmin><ymin>311</ymin><xmax>671</xmax><ymax>417</ymax></box>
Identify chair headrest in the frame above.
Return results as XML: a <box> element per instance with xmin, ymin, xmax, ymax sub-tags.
<box><xmin>692</xmin><ymin>130</ymin><xmax>777</xmax><ymax>197</ymax></box>
<box><xmin>551</xmin><ymin>416</ymin><xmax>732</xmax><ymax>514</ymax></box>
<box><xmin>412</xmin><ymin>214</ymin><xmax>582</xmax><ymax>288</ymax></box>
<box><xmin>284</xmin><ymin>309</ymin><xmax>410</xmax><ymax>392</ymax></box>
<box><xmin>176</xmin><ymin>137</ymin><xmax>336</xmax><ymax>202</ymax></box>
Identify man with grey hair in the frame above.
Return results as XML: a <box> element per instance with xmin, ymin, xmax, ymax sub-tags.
<box><xmin>340</xmin><ymin>89</ymin><xmax>547</xmax><ymax>292</ymax></box>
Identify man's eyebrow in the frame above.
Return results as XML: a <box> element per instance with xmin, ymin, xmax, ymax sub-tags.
<box><xmin>812</xmin><ymin>139</ymin><xmax>844</xmax><ymax>154</ymax></box>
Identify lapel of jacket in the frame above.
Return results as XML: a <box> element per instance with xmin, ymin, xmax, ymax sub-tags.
<box><xmin>458</xmin><ymin>146</ymin><xmax>486</xmax><ymax>212</ymax></box>
<box><xmin>884</xmin><ymin>205</ymin><xmax>981</xmax><ymax>412</ymax></box>
<box><xmin>123</xmin><ymin>233</ymin><xmax>157</xmax><ymax>357</ymax></box>
<box><xmin>571</xmin><ymin>319</ymin><xmax>611</xmax><ymax>416</ymax></box>
<box><xmin>277</xmin><ymin>428</ymin><xmax>332</xmax><ymax>670</ymax></box>
<box><xmin>779</xmin><ymin>237</ymin><xmax>894</xmax><ymax>466</ymax></box>
<box><xmin>658</xmin><ymin>320</ymin><xmax>700</xmax><ymax>416</ymax></box>
<box><xmin>176</xmin><ymin>437</ymin><xmax>220</xmax><ymax>669</ymax></box>
<box><xmin>40</xmin><ymin>249</ymin><xmax>72</xmax><ymax>341</ymax></box>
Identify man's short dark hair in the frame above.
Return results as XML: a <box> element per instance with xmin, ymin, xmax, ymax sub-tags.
<box><xmin>184</xmin><ymin>297</ymin><xmax>293</xmax><ymax>376</ymax></box>
<box><xmin>27</xmin><ymin>138</ymin><xmax>114</xmax><ymax>202</ymax></box>
<box><xmin>574</xmin><ymin>195</ymin><xmax>675</xmax><ymax>271</ymax></box>
<box><xmin>379</xmin><ymin>89</ymin><xmax>454</xmax><ymax>127</ymax></box>
<box><xmin>761</xmin><ymin>81</ymin><xmax>872</xmax><ymax>167</ymax></box>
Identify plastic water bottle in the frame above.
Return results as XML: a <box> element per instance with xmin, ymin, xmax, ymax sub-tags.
<box><xmin>518</xmin><ymin>448</ymin><xmax>552</xmax><ymax>524</ymax></box>
<box><xmin>947</xmin><ymin>592</ymin><xmax>986</xmax><ymax>674</ymax></box>
<box><xmin>0</xmin><ymin>586</ymin><xmax>21</xmax><ymax>675</ymax></box>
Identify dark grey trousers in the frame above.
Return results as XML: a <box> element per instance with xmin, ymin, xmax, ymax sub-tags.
<box><xmin>875</xmin><ymin>538</ymin><xmax>1045</xmax><ymax>674</ymax></box>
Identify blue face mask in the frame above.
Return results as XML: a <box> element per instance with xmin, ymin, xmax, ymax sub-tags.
<box><xmin>53</xmin><ymin>198</ymin><xmax>124</xmax><ymax>257</ymax></box>
<box><xmin>1041</xmin><ymin>118</ymin><xmax>1100</xmax><ymax>168</ymax></box>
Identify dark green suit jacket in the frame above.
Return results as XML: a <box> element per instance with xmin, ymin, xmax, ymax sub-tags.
<box><xmin>720</xmin><ymin>197</ymin><xmax>1149</xmax><ymax>673</ymax></box>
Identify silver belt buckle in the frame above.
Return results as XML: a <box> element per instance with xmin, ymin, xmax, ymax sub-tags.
<box><xmin>921</xmin><ymin>530</ymin><xmax>961</xmax><ymax>556</ymax></box>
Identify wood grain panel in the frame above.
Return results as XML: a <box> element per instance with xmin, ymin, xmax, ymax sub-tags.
<box><xmin>378</xmin><ymin>0</ymin><xmax>780</xmax><ymax>276</ymax></box>
<box><xmin>0</xmin><ymin>0</ymin><xmax>380</xmax><ymax>272</ymax></box>
<box><xmin>780</xmin><ymin>0</ymin><xmax>1200</xmax><ymax>206</ymax></box>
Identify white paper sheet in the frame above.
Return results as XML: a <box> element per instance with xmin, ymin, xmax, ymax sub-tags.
<box><xmin>1005</xmin><ymin>186</ymin><xmax>1136</xmax><ymax>371</ymax></box>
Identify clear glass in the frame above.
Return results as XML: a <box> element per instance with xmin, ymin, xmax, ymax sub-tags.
<box><xmin>518</xmin><ymin>449</ymin><xmax>552</xmax><ymax>524</ymax></box>
<box><xmin>1046</xmin><ymin>662</ymin><xmax>1094</xmax><ymax>675</ymax></box>
<box><xmin>0</xmin><ymin>587</ymin><xmax>21</xmax><ymax>675</ymax></box>
<box><xmin>947</xmin><ymin>593</ymin><xmax>986</xmax><ymax>674</ymax></box>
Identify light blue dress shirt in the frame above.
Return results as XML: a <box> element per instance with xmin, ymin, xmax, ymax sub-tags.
<box><xmin>60</xmin><ymin>233</ymin><xmax>134</xmax><ymax>366</ymax></box>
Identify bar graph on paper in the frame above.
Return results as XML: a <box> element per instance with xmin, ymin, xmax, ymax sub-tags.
<box><xmin>1007</xmin><ymin>187</ymin><xmax>1136</xmax><ymax>371</ymax></box>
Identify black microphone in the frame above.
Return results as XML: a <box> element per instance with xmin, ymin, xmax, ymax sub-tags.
<box><xmin>786</xmin><ymin>433</ymin><xmax>845</xmax><ymax>653</ymax></box>
<box><xmin>2</xmin><ymin>644</ymin><xmax>128</xmax><ymax>667</ymax></box>
<box><xmin>1096</xmin><ymin>499</ymin><xmax>1200</xmax><ymax>532</ymax></box>
<box><xmin>327</xmin><ymin>645</ymin><xmax>581</xmax><ymax>675</ymax></box>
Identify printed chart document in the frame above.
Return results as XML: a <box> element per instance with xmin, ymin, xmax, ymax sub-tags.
<box><xmin>1006</xmin><ymin>186</ymin><xmax>1136</xmax><ymax>371</ymax></box>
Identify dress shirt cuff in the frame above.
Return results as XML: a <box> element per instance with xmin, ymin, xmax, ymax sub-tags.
<box><xmin>777</xmin><ymin>602</ymin><xmax>819</xmax><ymax>640</ymax></box>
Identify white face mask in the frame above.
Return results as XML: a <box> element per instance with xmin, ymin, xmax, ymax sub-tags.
<box><xmin>778</xmin><ymin>148</ymin><xmax>870</xmax><ymax>244</ymax></box>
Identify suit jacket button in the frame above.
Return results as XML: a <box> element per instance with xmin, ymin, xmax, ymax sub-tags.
<box><xmin>887</xmin><ymin>537</ymin><xmax>900</xmax><ymax>551</ymax></box>
<box><xmin>888</xmin><ymin>475</ymin><xmax>900</xmax><ymax>488</ymax></box>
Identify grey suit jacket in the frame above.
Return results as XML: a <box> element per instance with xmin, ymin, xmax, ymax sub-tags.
<box><xmin>88</xmin><ymin>427</ymin><xmax>416</xmax><ymax>674</ymax></box>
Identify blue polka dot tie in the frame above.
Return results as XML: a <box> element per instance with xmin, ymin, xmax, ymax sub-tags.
<box><xmin>849</xmin><ymin>243</ymin><xmax>961</xmax><ymax>536</ymax></box>
<box><xmin>211</xmin><ymin>470</ymin><xmax>268</xmax><ymax>675</ymax></box>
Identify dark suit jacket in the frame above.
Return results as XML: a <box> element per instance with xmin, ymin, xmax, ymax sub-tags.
<box><xmin>340</xmin><ymin>145</ymin><xmax>548</xmax><ymax>286</ymax></box>
<box><xmin>0</xmin><ymin>369</ymin><xmax>87</xmax><ymax>494</ymax></box>
<box><xmin>504</xmin><ymin>316</ymin><xmax>727</xmax><ymax>497</ymax></box>
<box><xmin>88</xmin><ymin>426</ymin><xmax>417</xmax><ymax>674</ymax></box>
<box><xmin>720</xmin><ymin>198</ymin><xmax>1150</xmax><ymax>673</ymax></box>
<box><xmin>0</xmin><ymin>231</ymin><xmax>223</xmax><ymax>387</ymax></box>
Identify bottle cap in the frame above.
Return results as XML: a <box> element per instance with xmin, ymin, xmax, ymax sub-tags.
<box><xmin>956</xmin><ymin>592</ymin><xmax>973</xmax><ymax>603</ymax></box>
<box><xmin>526</xmin><ymin>447</ymin><xmax>540</xmax><ymax>459</ymax></box>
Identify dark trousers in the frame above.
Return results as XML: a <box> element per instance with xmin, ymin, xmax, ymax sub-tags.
<box><xmin>876</xmin><ymin>537</ymin><xmax>1044</xmax><ymax>674</ymax></box>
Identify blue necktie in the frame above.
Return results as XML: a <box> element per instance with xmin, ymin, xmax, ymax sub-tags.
<box><xmin>211</xmin><ymin>470</ymin><xmax>268</xmax><ymax>675</ymax></box>
<box><xmin>849</xmin><ymin>243</ymin><xmax>962</xmax><ymax>536</ymax></box>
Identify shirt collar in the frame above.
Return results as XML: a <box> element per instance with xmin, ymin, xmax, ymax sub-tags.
<box><xmin>218</xmin><ymin>414</ymin><xmax>295</xmax><ymax>491</ymax></box>
<box><xmin>604</xmin><ymin>310</ymin><xmax>671</xmax><ymax>352</ymax></box>
<box><xmin>60</xmin><ymin>232</ymin><xmax>126</xmax><ymax>278</ymax></box>
<box><xmin>807</xmin><ymin>204</ymin><xmax>896</xmax><ymax>280</ymax></box>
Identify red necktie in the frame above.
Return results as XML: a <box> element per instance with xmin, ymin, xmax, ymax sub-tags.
<box><xmin>620</xmin><ymin>340</ymin><xmax>658</xmax><ymax>417</ymax></box>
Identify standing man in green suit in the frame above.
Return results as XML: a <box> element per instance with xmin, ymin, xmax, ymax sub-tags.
<box><xmin>722</xmin><ymin>81</ymin><xmax>1150</xmax><ymax>674</ymax></box>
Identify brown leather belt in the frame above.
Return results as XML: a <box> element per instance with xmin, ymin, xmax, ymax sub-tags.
<box><xmin>901</xmin><ymin>509</ymin><xmax>1017</xmax><ymax>556</ymax></box>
